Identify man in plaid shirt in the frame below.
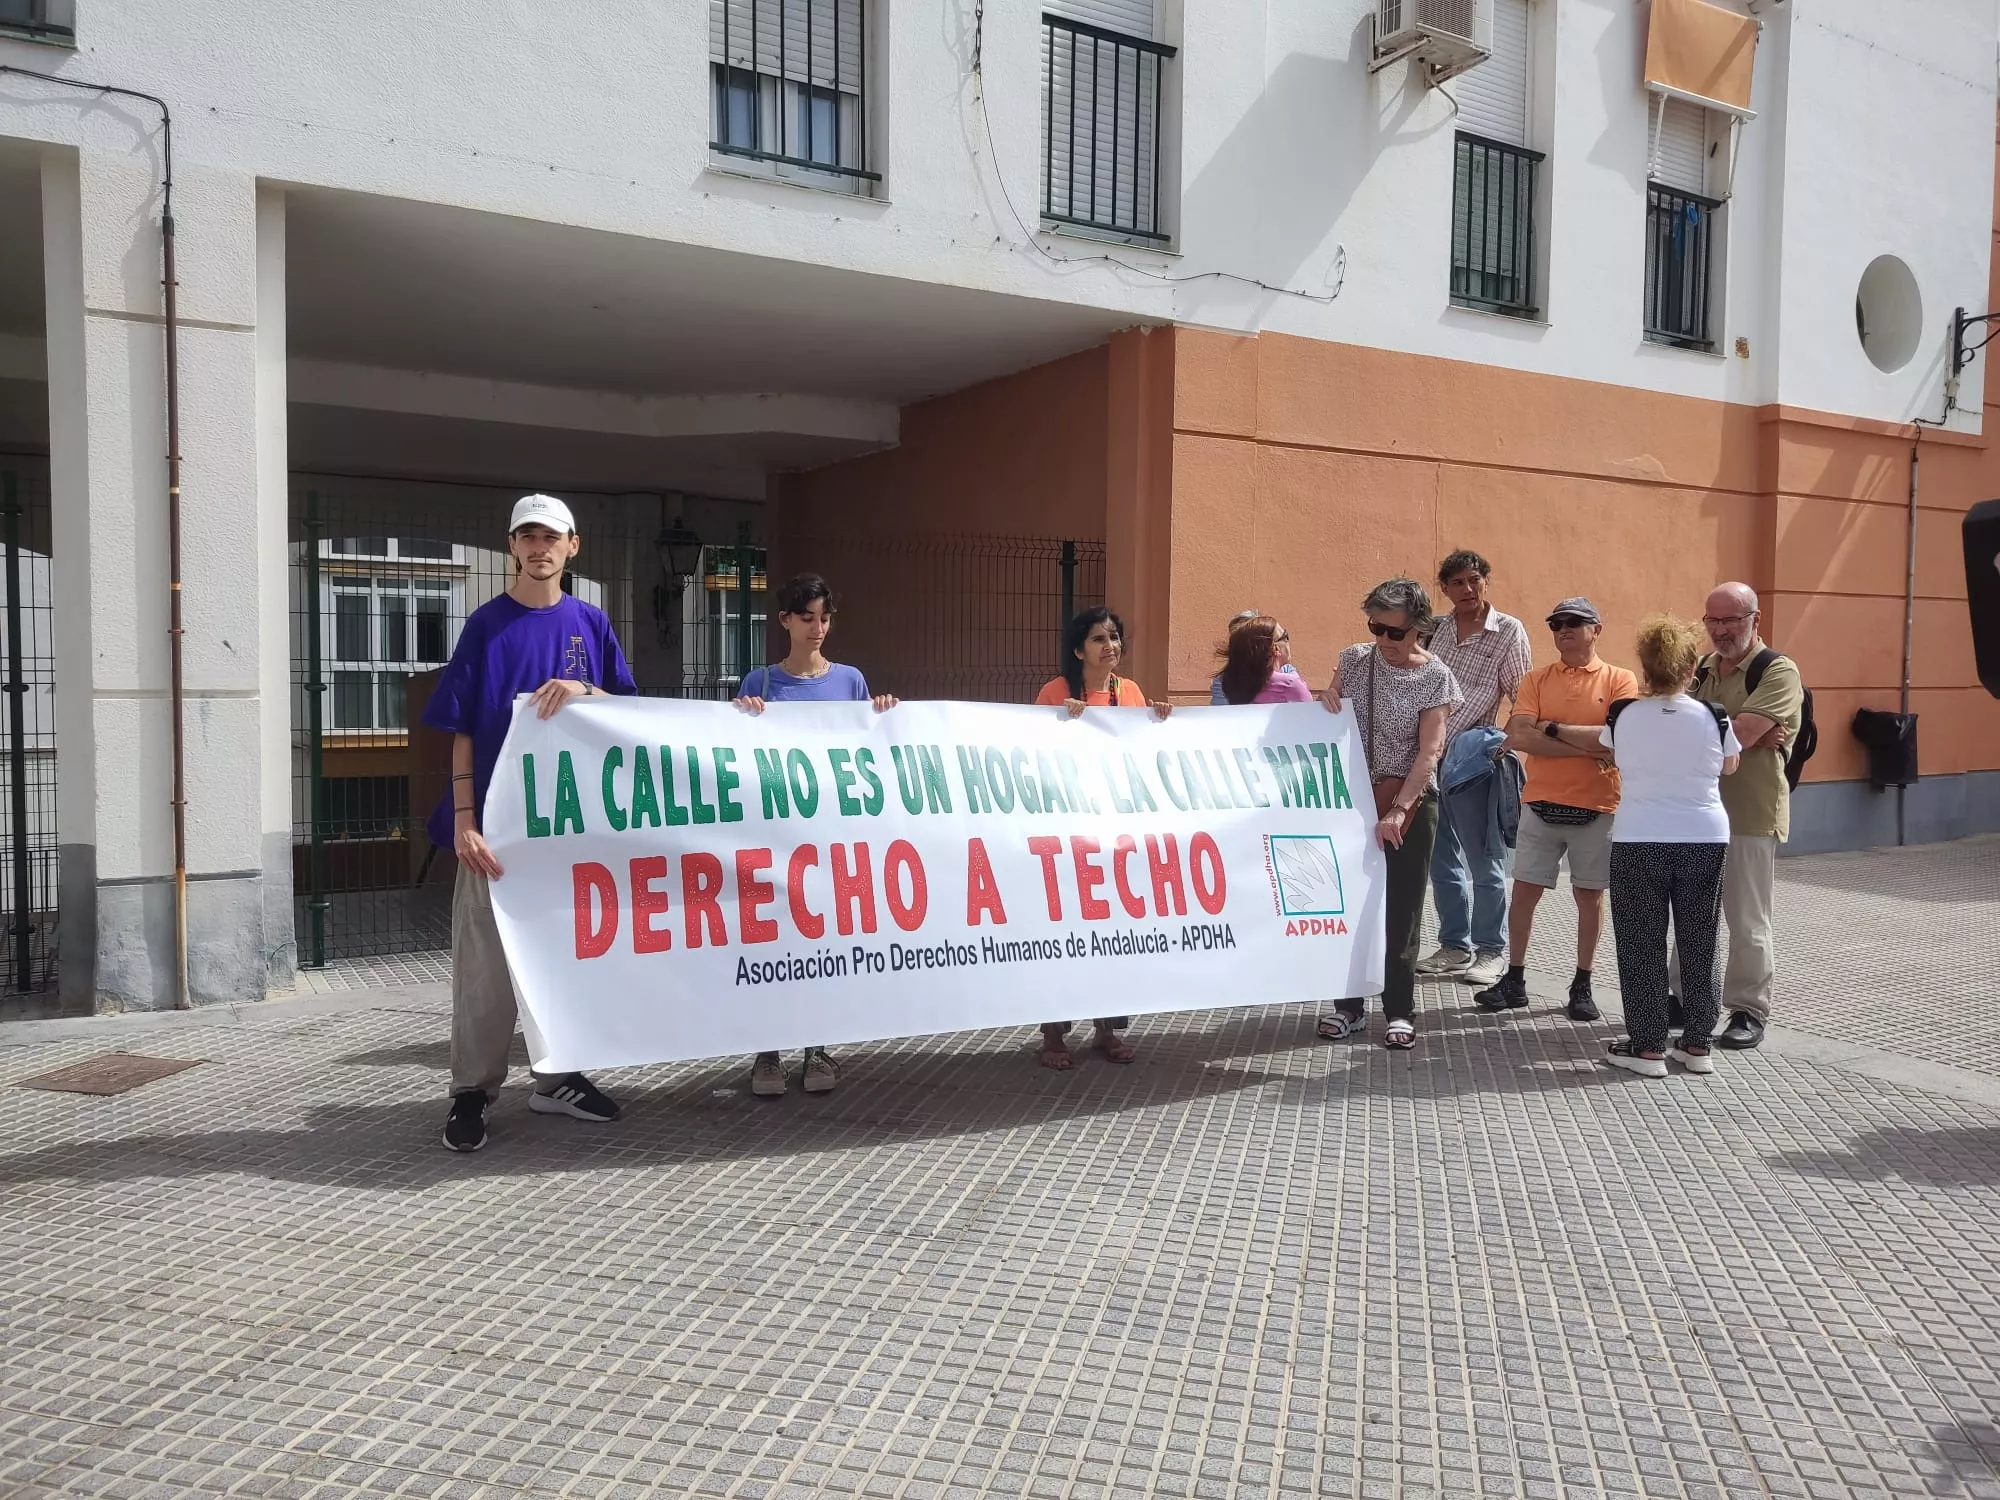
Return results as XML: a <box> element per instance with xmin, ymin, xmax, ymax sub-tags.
<box><xmin>1415</xmin><ymin>551</ymin><xmax>1533</xmax><ymax>985</ymax></box>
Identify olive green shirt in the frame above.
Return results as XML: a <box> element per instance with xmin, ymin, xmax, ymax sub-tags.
<box><xmin>1691</xmin><ymin>640</ymin><xmax>1805</xmax><ymax>841</ymax></box>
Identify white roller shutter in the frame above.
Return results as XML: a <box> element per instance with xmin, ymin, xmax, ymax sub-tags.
<box><xmin>1650</xmin><ymin>95</ymin><xmax>1709</xmax><ymax>194</ymax></box>
<box><xmin>1455</xmin><ymin>0</ymin><xmax>1529</xmax><ymax>146</ymax></box>
<box><xmin>1041</xmin><ymin>0</ymin><xmax>1164</xmax><ymax>234</ymax></box>
<box><xmin>1045</xmin><ymin>0</ymin><xmax>1154</xmax><ymax>38</ymax></box>
<box><xmin>710</xmin><ymin>0</ymin><xmax>863</xmax><ymax>92</ymax></box>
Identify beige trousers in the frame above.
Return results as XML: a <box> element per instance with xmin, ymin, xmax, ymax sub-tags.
<box><xmin>1670</xmin><ymin>834</ymin><xmax>1778</xmax><ymax>1021</ymax></box>
<box><xmin>449</xmin><ymin>864</ymin><xmax>543</xmax><ymax>1097</ymax></box>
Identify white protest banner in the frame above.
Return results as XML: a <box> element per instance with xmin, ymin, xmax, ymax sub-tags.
<box><xmin>483</xmin><ymin>697</ymin><xmax>1386</xmax><ymax>1071</ymax></box>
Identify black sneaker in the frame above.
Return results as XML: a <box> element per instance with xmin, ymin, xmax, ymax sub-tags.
<box><xmin>529</xmin><ymin>1073</ymin><xmax>621</xmax><ymax>1122</ymax></box>
<box><xmin>1716</xmin><ymin>1012</ymin><xmax>1765</xmax><ymax>1050</ymax></box>
<box><xmin>442</xmin><ymin>1090</ymin><xmax>488</xmax><ymax>1153</ymax></box>
<box><xmin>1566</xmin><ymin>974</ymin><xmax>1601</xmax><ymax>1023</ymax></box>
<box><xmin>1474</xmin><ymin>974</ymin><xmax>1529</xmax><ymax>1011</ymax></box>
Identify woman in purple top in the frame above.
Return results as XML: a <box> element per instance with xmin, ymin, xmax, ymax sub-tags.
<box><xmin>735</xmin><ymin>573</ymin><xmax>898</xmax><ymax>1099</ymax></box>
<box><xmin>1215</xmin><ymin>615</ymin><xmax>1314</xmax><ymax>706</ymax></box>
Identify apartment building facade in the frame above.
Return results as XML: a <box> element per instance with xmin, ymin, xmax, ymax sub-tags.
<box><xmin>0</xmin><ymin>0</ymin><xmax>1994</xmax><ymax>1011</ymax></box>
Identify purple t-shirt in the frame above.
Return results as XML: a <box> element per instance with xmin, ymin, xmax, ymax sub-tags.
<box><xmin>1253</xmin><ymin>672</ymin><xmax>1315</xmax><ymax>704</ymax></box>
<box><xmin>740</xmin><ymin>662</ymin><xmax>870</xmax><ymax>702</ymax></box>
<box><xmin>422</xmin><ymin>593</ymin><xmax>635</xmax><ymax>847</ymax></box>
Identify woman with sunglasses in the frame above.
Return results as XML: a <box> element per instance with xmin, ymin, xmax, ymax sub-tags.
<box><xmin>1318</xmin><ymin>580</ymin><xmax>1462</xmax><ymax>1049</ymax></box>
<box><xmin>1034</xmin><ymin>606</ymin><xmax>1170</xmax><ymax>1068</ymax></box>
<box><xmin>1214</xmin><ymin>615</ymin><xmax>1314</xmax><ymax>706</ymax></box>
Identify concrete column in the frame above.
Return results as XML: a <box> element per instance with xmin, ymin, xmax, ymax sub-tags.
<box><xmin>43</xmin><ymin>146</ymin><xmax>291</xmax><ymax>1011</ymax></box>
<box><xmin>256</xmin><ymin>188</ymin><xmax>296</xmax><ymax>996</ymax></box>
<box><xmin>1104</xmin><ymin>326</ymin><xmax>1177</xmax><ymax>698</ymax></box>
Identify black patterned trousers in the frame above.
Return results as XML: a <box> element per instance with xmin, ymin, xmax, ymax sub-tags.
<box><xmin>1609</xmin><ymin>841</ymin><xmax>1729</xmax><ymax>1052</ymax></box>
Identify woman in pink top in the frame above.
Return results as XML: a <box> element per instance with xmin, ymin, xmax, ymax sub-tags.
<box><xmin>1216</xmin><ymin>616</ymin><xmax>1314</xmax><ymax>705</ymax></box>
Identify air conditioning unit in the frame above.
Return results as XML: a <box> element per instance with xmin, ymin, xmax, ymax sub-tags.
<box><xmin>1374</xmin><ymin>0</ymin><xmax>1493</xmax><ymax>79</ymax></box>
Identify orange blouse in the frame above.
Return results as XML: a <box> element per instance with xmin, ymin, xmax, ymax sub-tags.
<box><xmin>1035</xmin><ymin>676</ymin><xmax>1148</xmax><ymax>707</ymax></box>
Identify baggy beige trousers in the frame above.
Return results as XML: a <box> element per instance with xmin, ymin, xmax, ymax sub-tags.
<box><xmin>449</xmin><ymin>864</ymin><xmax>549</xmax><ymax>1097</ymax></box>
<box><xmin>1669</xmin><ymin>833</ymin><xmax>1777</xmax><ymax>1022</ymax></box>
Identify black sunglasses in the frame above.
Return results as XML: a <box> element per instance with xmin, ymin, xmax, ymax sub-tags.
<box><xmin>1548</xmin><ymin>615</ymin><xmax>1591</xmax><ymax>631</ymax></box>
<box><xmin>1367</xmin><ymin>621</ymin><xmax>1412</xmax><ymax>642</ymax></box>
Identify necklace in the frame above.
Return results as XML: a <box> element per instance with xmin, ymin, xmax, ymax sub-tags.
<box><xmin>786</xmin><ymin>658</ymin><xmax>831</xmax><ymax>680</ymax></box>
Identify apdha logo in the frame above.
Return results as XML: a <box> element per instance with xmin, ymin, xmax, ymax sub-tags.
<box><xmin>1267</xmin><ymin>834</ymin><xmax>1345</xmax><ymax>918</ymax></box>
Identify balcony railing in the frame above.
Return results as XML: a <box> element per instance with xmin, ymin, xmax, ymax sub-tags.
<box><xmin>1041</xmin><ymin>13</ymin><xmax>1176</xmax><ymax>242</ymax></box>
<box><xmin>1644</xmin><ymin>182</ymin><xmax>1721</xmax><ymax>350</ymax></box>
<box><xmin>709</xmin><ymin>0</ymin><xmax>879</xmax><ymax>185</ymax></box>
<box><xmin>0</xmin><ymin>0</ymin><xmax>74</xmax><ymax>40</ymax></box>
<box><xmin>1450</xmin><ymin>133</ymin><xmax>1544</xmax><ymax>319</ymax></box>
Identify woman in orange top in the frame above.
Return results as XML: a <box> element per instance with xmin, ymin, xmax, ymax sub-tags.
<box><xmin>1034</xmin><ymin>607</ymin><xmax>1170</xmax><ymax>1069</ymax></box>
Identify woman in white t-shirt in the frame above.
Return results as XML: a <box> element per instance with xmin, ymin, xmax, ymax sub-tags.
<box><xmin>1595</xmin><ymin>616</ymin><xmax>1741</xmax><ymax>1077</ymax></box>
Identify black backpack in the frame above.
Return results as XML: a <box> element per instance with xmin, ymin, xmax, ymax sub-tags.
<box><xmin>1693</xmin><ymin>648</ymin><xmax>1817</xmax><ymax>790</ymax></box>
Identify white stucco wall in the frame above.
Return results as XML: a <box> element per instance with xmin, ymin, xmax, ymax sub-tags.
<box><xmin>1</xmin><ymin>0</ymin><xmax>1994</xmax><ymax>420</ymax></box>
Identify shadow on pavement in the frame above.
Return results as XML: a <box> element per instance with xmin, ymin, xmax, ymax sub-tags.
<box><xmin>2</xmin><ymin>1009</ymin><xmax>1624</xmax><ymax>1191</ymax></box>
<box><xmin>1765</xmin><ymin>1125</ymin><xmax>2000</xmax><ymax>1188</ymax></box>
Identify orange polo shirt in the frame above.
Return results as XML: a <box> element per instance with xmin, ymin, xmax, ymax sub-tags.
<box><xmin>1515</xmin><ymin>658</ymin><xmax>1640</xmax><ymax>812</ymax></box>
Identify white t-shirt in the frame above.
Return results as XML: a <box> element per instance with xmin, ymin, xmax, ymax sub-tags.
<box><xmin>1600</xmin><ymin>695</ymin><xmax>1741</xmax><ymax>844</ymax></box>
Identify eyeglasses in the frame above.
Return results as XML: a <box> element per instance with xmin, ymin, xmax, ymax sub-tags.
<box><xmin>1367</xmin><ymin>621</ymin><xmax>1412</xmax><ymax>641</ymax></box>
<box><xmin>1548</xmin><ymin>616</ymin><xmax>1591</xmax><ymax>631</ymax></box>
<box><xmin>1273</xmin><ymin>632</ymin><xmax>1290</xmax><ymax>645</ymax></box>
<box><xmin>1701</xmin><ymin>613</ymin><xmax>1754</xmax><ymax>628</ymax></box>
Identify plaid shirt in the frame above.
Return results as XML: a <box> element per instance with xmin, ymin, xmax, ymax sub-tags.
<box><xmin>1430</xmin><ymin>606</ymin><xmax>1533</xmax><ymax>740</ymax></box>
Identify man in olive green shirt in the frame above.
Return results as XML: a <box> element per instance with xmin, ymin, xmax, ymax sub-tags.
<box><xmin>1683</xmin><ymin>582</ymin><xmax>1805</xmax><ymax>1049</ymax></box>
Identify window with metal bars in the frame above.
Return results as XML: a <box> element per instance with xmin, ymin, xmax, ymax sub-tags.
<box><xmin>1450</xmin><ymin>133</ymin><xmax>1543</xmax><ymax>318</ymax></box>
<box><xmin>1041</xmin><ymin>12</ymin><xmax>1177</xmax><ymax>242</ymax></box>
<box><xmin>1644</xmin><ymin>182</ymin><xmax>1720</xmax><ymax>350</ymax></box>
<box><xmin>709</xmin><ymin>0</ymin><xmax>877</xmax><ymax>186</ymax></box>
<box><xmin>0</xmin><ymin>0</ymin><xmax>73</xmax><ymax>41</ymax></box>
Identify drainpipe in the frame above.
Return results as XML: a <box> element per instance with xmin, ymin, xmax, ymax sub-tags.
<box><xmin>1901</xmin><ymin>429</ymin><xmax>1921</xmax><ymax>848</ymax></box>
<box><xmin>0</xmin><ymin>67</ymin><xmax>187</xmax><ymax>1006</ymax></box>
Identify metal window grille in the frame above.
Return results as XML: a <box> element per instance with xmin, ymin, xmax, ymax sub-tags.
<box><xmin>1644</xmin><ymin>182</ymin><xmax>1720</xmax><ymax>350</ymax></box>
<box><xmin>0</xmin><ymin>0</ymin><xmax>73</xmax><ymax>40</ymax></box>
<box><xmin>709</xmin><ymin>0</ymin><xmax>879</xmax><ymax>184</ymax></box>
<box><xmin>1041</xmin><ymin>13</ymin><xmax>1176</xmax><ymax>242</ymax></box>
<box><xmin>1450</xmin><ymin>133</ymin><xmax>1543</xmax><ymax>318</ymax></box>
<box><xmin>0</xmin><ymin>467</ymin><xmax>58</xmax><ymax>1008</ymax></box>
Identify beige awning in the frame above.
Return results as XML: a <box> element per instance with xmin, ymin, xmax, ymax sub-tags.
<box><xmin>1644</xmin><ymin>0</ymin><xmax>1760</xmax><ymax>117</ymax></box>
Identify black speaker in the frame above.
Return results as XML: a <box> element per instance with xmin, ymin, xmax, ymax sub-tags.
<box><xmin>1968</xmin><ymin>499</ymin><xmax>2000</xmax><ymax>699</ymax></box>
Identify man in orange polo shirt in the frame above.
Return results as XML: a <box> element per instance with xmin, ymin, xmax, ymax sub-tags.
<box><xmin>1474</xmin><ymin>598</ymin><xmax>1639</xmax><ymax>1020</ymax></box>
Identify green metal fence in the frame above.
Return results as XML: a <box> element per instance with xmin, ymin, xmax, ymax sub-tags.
<box><xmin>289</xmin><ymin>487</ymin><xmax>1101</xmax><ymax>968</ymax></box>
<box><xmin>0</xmin><ymin>464</ymin><xmax>58</xmax><ymax>1009</ymax></box>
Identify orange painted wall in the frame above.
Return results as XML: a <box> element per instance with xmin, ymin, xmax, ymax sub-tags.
<box><xmin>1163</xmin><ymin>327</ymin><xmax>2000</xmax><ymax>784</ymax></box>
<box><xmin>772</xmin><ymin>345</ymin><xmax>1113</xmax><ymax>701</ymax></box>
<box><xmin>778</xmin><ymin>345</ymin><xmax>1110</xmax><ymax>543</ymax></box>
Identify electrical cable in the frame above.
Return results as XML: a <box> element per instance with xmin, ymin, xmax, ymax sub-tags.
<box><xmin>0</xmin><ymin>63</ymin><xmax>171</xmax><ymax>214</ymax></box>
<box><xmin>967</xmin><ymin>4</ymin><xmax>1345</xmax><ymax>305</ymax></box>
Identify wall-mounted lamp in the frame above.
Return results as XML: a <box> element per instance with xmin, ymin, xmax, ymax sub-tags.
<box><xmin>652</xmin><ymin>515</ymin><xmax>705</xmax><ymax>642</ymax></box>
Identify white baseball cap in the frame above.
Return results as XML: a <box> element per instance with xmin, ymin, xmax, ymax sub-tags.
<box><xmin>509</xmin><ymin>493</ymin><xmax>575</xmax><ymax>535</ymax></box>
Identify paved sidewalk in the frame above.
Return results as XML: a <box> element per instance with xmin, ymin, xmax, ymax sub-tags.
<box><xmin>2</xmin><ymin>840</ymin><xmax>1997</xmax><ymax>1500</ymax></box>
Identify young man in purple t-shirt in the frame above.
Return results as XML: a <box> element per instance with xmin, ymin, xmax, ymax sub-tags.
<box><xmin>427</xmin><ymin>493</ymin><xmax>637</xmax><ymax>1153</ymax></box>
